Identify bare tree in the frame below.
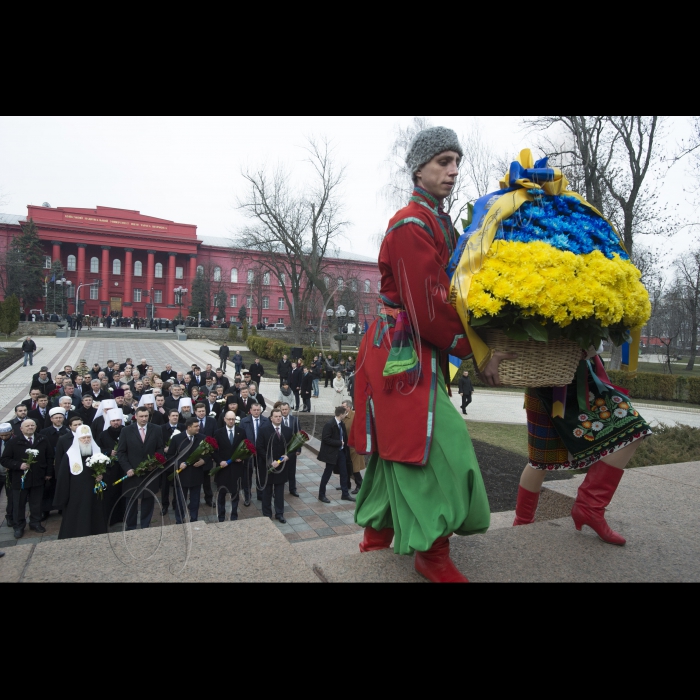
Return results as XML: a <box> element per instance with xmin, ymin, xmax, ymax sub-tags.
<box><xmin>236</xmin><ymin>137</ymin><xmax>349</xmax><ymax>343</ymax></box>
<box><xmin>674</xmin><ymin>247</ymin><xmax>700</xmax><ymax>371</ymax></box>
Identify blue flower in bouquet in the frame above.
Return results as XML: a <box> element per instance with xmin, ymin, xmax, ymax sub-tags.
<box><xmin>498</xmin><ymin>196</ymin><xmax>629</xmax><ymax>261</ymax></box>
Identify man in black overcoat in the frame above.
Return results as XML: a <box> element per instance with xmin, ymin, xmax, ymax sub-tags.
<box><xmin>194</xmin><ymin>403</ymin><xmax>217</xmax><ymax>507</ymax></box>
<box><xmin>28</xmin><ymin>395</ymin><xmax>52</xmax><ymax>431</ymax></box>
<box><xmin>95</xmin><ymin>410</ymin><xmax>127</xmax><ymax>526</ymax></box>
<box><xmin>160</xmin><ymin>410</ymin><xmax>185</xmax><ymax>516</ymax></box>
<box><xmin>117</xmin><ymin>407</ymin><xmax>165</xmax><ymax>531</ymax></box>
<box><xmin>256</xmin><ymin>408</ymin><xmax>293</xmax><ymax>523</ymax></box>
<box><xmin>166</xmin><ymin>418</ymin><xmax>207</xmax><ymax>524</ymax></box>
<box><xmin>240</xmin><ymin>403</ymin><xmax>269</xmax><ymax>505</ymax></box>
<box><xmin>0</xmin><ymin>419</ymin><xmax>52</xmax><ymax>538</ymax></box>
<box><xmin>213</xmin><ymin>411</ymin><xmax>248</xmax><ymax>522</ymax></box>
<box><xmin>458</xmin><ymin>370</ymin><xmax>475</xmax><ymax>415</ymax></box>
<box><xmin>317</xmin><ymin>407</ymin><xmax>354</xmax><ymax>505</ymax></box>
<box><xmin>300</xmin><ymin>367</ymin><xmax>314</xmax><ymax>413</ymax></box>
<box><xmin>39</xmin><ymin>408</ymin><xmax>69</xmax><ymax>520</ymax></box>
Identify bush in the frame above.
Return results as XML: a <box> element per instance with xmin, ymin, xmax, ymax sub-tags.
<box><xmin>607</xmin><ymin>371</ymin><xmax>700</xmax><ymax>404</ymax></box>
<box><xmin>628</xmin><ymin>424</ymin><xmax>700</xmax><ymax>469</ymax></box>
<box><xmin>228</xmin><ymin>324</ymin><xmax>238</xmax><ymax>342</ymax></box>
<box><xmin>242</xmin><ymin>320</ymin><xmax>248</xmax><ymax>342</ymax></box>
<box><xmin>687</xmin><ymin>378</ymin><xmax>700</xmax><ymax>405</ymax></box>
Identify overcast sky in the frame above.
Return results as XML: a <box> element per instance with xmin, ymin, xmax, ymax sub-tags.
<box><xmin>0</xmin><ymin>116</ymin><xmax>696</xmax><ymax>263</ymax></box>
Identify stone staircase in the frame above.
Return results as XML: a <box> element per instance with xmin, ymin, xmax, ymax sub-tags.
<box><xmin>2</xmin><ymin>462</ymin><xmax>698</xmax><ymax>583</ymax></box>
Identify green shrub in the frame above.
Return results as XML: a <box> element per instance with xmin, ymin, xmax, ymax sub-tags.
<box><xmin>688</xmin><ymin>377</ymin><xmax>700</xmax><ymax>405</ymax></box>
<box><xmin>628</xmin><ymin>424</ymin><xmax>700</xmax><ymax>469</ymax></box>
<box><xmin>242</xmin><ymin>320</ymin><xmax>248</xmax><ymax>342</ymax></box>
<box><xmin>228</xmin><ymin>324</ymin><xmax>238</xmax><ymax>342</ymax></box>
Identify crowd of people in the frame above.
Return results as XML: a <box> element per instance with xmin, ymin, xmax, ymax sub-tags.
<box><xmin>0</xmin><ymin>352</ymin><xmax>366</xmax><ymax>556</ymax></box>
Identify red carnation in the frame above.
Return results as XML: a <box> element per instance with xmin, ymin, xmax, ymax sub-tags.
<box><xmin>49</xmin><ymin>389</ymin><xmax>60</xmax><ymax>397</ymax></box>
<box><xmin>244</xmin><ymin>439</ymin><xmax>257</xmax><ymax>456</ymax></box>
<box><xmin>205</xmin><ymin>437</ymin><xmax>219</xmax><ymax>450</ymax></box>
<box><xmin>300</xmin><ymin>431</ymin><xmax>310</xmax><ymax>441</ymax></box>
<box><xmin>155</xmin><ymin>453</ymin><xmax>167</xmax><ymax>465</ymax></box>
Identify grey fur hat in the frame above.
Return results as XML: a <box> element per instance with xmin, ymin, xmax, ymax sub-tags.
<box><xmin>406</xmin><ymin>127</ymin><xmax>463</xmax><ymax>175</ymax></box>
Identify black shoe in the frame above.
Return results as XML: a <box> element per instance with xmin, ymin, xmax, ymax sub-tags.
<box><xmin>244</xmin><ymin>499</ymin><xmax>251</xmax><ymax>507</ymax></box>
<box><xmin>0</xmin><ymin>552</ymin><xmax>5</xmax><ymax>558</ymax></box>
<box><xmin>341</xmin><ymin>494</ymin><xmax>356</xmax><ymax>503</ymax></box>
<box><xmin>42</xmin><ymin>512</ymin><xmax>50</xmax><ymax>521</ymax></box>
<box><xmin>14</xmin><ymin>528</ymin><xmax>24</xmax><ymax>540</ymax></box>
<box><xmin>336</xmin><ymin>487</ymin><xmax>343</xmax><ymax>491</ymax></box>
<box><xmin>30</xmin><ymin>524</ymin><xmax>47</xmax><ymax>534</ymax></box>
<box><xmin>161</xmin><ymin>506</ymin><xmax>169</xmax><ymax>516</ymax></box>
<box><xmin>205</xmin><ymin>500</ymin><xmax>213</xmax><ymax>508</ymax></box>
<box><xmin>352</xmin><ymin>487</ymin><xmax>360</xmax><ymax>495</ymax></box>
<box><xmin>276</xmin><ymin>517</ymin><xmax>287</xmax><ymax>524</ymax></box>
<box><xmin>319</xmin><ymin>495</ymin><xmax>331</xmax><ymax>504</ymax></box>
<box><xmin>289</xmin><ymin>490</ymin><xmax>300</xmax><ymax>498</ymax></box>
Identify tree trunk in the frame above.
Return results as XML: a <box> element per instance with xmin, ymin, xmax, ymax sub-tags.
<box><xmin>609</xmin><ymin>344</ymin><xmax>623</xmax><ymax>370</ymax></box>
<box><xmin>686</xmin><ymin>320</ymin><xmax>698</xmax><ymax>371</ymax></box>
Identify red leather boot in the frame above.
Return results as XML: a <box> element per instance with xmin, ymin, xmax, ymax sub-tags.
<box><xmin>513</xmin><ymin>486</ymin><xmax>541</xmax><ymax>526</ymax></box>
<box><xmin>571</xmin><ymin>461</ymin><xmax>626</xmax><ymax>546</ymax></box>
<box><xmin>414</xmin><ymin>537</ymin><xmax>469</xmax><ymax>584</ymax></box>
<box><xmin>359</xmin><ymin>527</ymin><xmax>394</xmax><ymax>553</ymax></box>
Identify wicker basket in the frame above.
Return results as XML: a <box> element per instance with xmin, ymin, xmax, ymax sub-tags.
<box><xmin>482</xmin><ymin>329</ymin><xmax>582</xmax><ymax>388</ymax></box>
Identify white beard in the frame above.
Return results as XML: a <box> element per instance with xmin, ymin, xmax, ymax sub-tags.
<box><xmin>79</xmin><ymin>443</ymin><xmax>93</xmax><ymax>457</ymax></box>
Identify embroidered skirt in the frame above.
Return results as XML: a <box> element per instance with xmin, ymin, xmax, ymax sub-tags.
<box><xmin>526</xmin><ymin>371</ymin><xmax>652</xmax><ymax>471</ymax></box>
<box><xmin>355</xmin><ymin>371</ymin><xmax>490</xmax><ymax>555</ymax></box>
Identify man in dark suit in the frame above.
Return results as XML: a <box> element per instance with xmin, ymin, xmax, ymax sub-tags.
<box><xmin>236</xmin><ymin>387</ymin><xmax>255</xmax><ymax>418</ymax></box>
<box><xmin>0</xmin><ymin>419</ymin><xmax>52</xmax><ymax>539</ymax></box>
<box><xmin>117</xmin><ymin>407</ymin><xmax>166</xmax><ymax>531</ymax></box>
<box><xmin>214</xmin><ymin>412</ymin><xmax>248</xmax><ymax>522</ymax></box>
<box><xmin>166</xmin><ymin>418</ymin><xmax>207</xmax><ymax>524</ymax></box>
<box><xmin>119</xmin><ymin>358</ymin><xmax>134</xmax><ymax>372</ymax></box>
<box><xmin>40</xmin><ymin>409</ymin><xmax>69</xmax><ymax>520</ymax></box>
<box><xmin>240</xmin><ymin>403</ymin><xmax>269</xmax><ymax>506</ymax></box>
<box><xmin>317</xmin><ymin>407</ymin><xmax>355</xmax><ymax>504</ymax></box>
<box><xmin>160</xmin><ymin>410</ymin><xmax>185</xmax><ymax>516</ymax></box>
<box><xmin>300</xmin><ymin>366</ymin><xmax>314</xmax><ymax>413</ymax></box>
<box><xmin>249</xmin><ymin>359</ymin><xmax>265</xmax><ymax>388</ymax></box>
<box><xmin>28</xmin><ymin>395</ymin><xmax>52</xmax><ymax>431</ymax></box>
<box><xmin>165</xmin><ymin>384</ymin><xmax>185</xmax><ymax>412</ymax></box>
<box><xmin>77</xmin><ymin>395</ymin><xmax>97</xmax><ymax>426</ymax></box>
<box><xmin>194</xmin><ymin>403</ymin><xmax>217</xmax><ymax>507</ymax></box>
<box><xmin>289</xmin><ymin>362</ymin><xmax>303</xmax><ymax>412</ymax></box>
<box><xmin>256</xmin><ymin>408</ymin><xmax>293</xmax><ymax>523</ymax></box>
<box><xmin>277</xmin><ymin>355</ymin><xmax>292</xmax><ymax>388</ymax></box>
<box><xmin>458</xmin><ymin>370</ymin><xmax>475</xmax><ymax>415</ymax></box>
<box><xmin>10</xmin><ymin>405</ymin><xmax>28</xmax><ymax>436</ymax></box>
<box><xmin>214</xmin><ymin>369</ymin><xmax>230</xmax><ymax>393</ymax></box>
<box><xmin>30</xmin><ymin>370</ymin><xmax>56</xmax><ymax>395</ymax></box>
<box><xmin>31</xmin><ymin>367</ymin><xmax>53</xmax><ymax>385</ymax></box>
<box><xmin>279</xmin><ymin>403</ymin><xmax>301</xmax><ymax>497</ymax></box>
<box><xmin>136</xmin><ymin>359</ymin><xmax>149</xmax><ymax>376</ymax></box>
<box><xmin>161</xmin><ymin>364</ymin><xmax>177</xmax><ymax>383</ymax></box>
<box><xmin>87</xmin><ymin>379</ymin><xmax>111</xmax><ymax>402</ymax></box>
<box><xmin>218</xmin><ymin>344</ymin><xmax>230</xmax><ymax>372</ymax></box>
<box><xmin>22</xmin><ymin>390</ymin><xmax>42</xmax><ymax>413</ymax></box>
<box><xmin>201</xmin><ymin>364</ymin><xmax>216</xmax><ymax>382</ymax></box>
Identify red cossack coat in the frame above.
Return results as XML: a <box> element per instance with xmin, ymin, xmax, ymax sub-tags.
<box><xmin>350</xmin><ymin>189</ymin><xmax>472</xmax><ymax>467</ymax></box>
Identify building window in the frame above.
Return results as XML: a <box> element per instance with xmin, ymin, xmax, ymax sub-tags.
<box><xmin>134</xmin><ymin>261</ymin><xmax>143</xmax><ymax>277</ymax></box>
<box><xmin>279</xmin><ymin>273</ymin><xmax>286</xmax><ymax>286</ymax></box>
<box><xmin>262</xmin><ymin>317</ymin><xmax>269</xmax><ymax>325</ymax></box>
<box><xmin>155</xmin><ymin>263</ymin><xmax>163</xmax><ymax>279</ymax></box>
<box><xmin>262</xmin><ymin>297</ymin><xmax>270</xmax><ymax>309</ymax></box>
<box><xmin>197</xmin><ymin>265</ymin><xmax>204</xmax><ymax>276</ymax></box>
<box><xmin>364</xmin><ymin>304</ymin><xmax>370</xmax><ymax>315</ymax></box>
<box><xmin>263</xmin><ymin>272</ymin><xmax>270</xmax><ymax>286</ymax></box>
<box><xmin>154</xmin><ymin>290</ymin><xmax>163</xmax><ymax>304</ymax></box>
<box><xmin>230</xmin><ymin>295</ymin><xmax>237</xmax><ymax>308</ymax></box>
<box><xmin>176</xmin><ymin>267</ymin><xmax>184</xmax><ymax>280</ymax></box>
<box><xmin>67</xmin><ymin>285</ymin><xmax>75</xmax><ymax>299</ymax></box>
<box><xmin>231</xmin><ymin>268</ymin><xmax>238</xmax><ymax>283</ymax></box>
<box><xmin>214</xmin><ymin>267</ymin><xmax>221</xmax><ymax>282</ymax></box>
<box><xmin>246</xmin><ymin>297</ymin><xmax>253</xmax><ymax>309</ymax></box>
<box><xmin>377</xmin><ymin>304</ymin><xmax>383</xmax><ymax>315</ymax></box>
<box><xmin>44</xmin><ymin>256</ymin><xmax>52</xmax><ymax>270</ymax></box>
<box><xmin>324</xmin><ymin>276</ymin><xmax>330</xmax><ymax>288</ymax></box>
<box><xmin>278</xmin><ymin>298</ymin><xmax>285</xmax><ymax>310</ymax></box>
<box><xmin>90</xmin><ymin>257</ymin><xmax>99</xmax><ymax>274</ymax></box>
<box><xmin>113</xmin><ymin>259</ymin><xmax>121</xmax><ymax>275</ymax></box>
<box><xmin>67</xmin><ymin>255</ymin><xmax>76</xmax><ymax>272</ymax></box>
<box><xmin>350</xmin><ymin>279</ymin><xmax>358</xmax><ymax>292</ymax></box>
<box><xmin>230</xmin><ymin>316</ymin><xmax>237</xmax><ymax>323</ymax></box>
<box><xmin>89</xmin><ymin>285</ymin><xmax>99</xmax><ymax>300</ymax></box>
<box><xmin>377</xmin><ymin>279</ymin><xmax>381</xmax><ymax>292</ymax></box>
<box><xmin>247</xmin><ymin>270</ymin><xmax>255</xmax><ymax>284</ymax></box>
<box><xmin>278</xmin><ymin>318</ymin><xmax>285</xmax><ymax>325</ymax></box>
<box><xmin>134</xmin><ymin>289</ymin><xmax>142</xmax><ymax>303</ymax></box>
<box><xmin>365</xmin><ymin>280</ymin><xmax>371</xmax><ymax>293</ymax></box>
<box><xmin>337</xmin><ymin>278</ymin><xmax>344</xmax><ymax>291</ymax></box>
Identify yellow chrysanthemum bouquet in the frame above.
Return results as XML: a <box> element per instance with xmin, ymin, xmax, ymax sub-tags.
<box><xmin>448</xmin><ymin>151</ymin><xmax>651</xmax><ymax>387</ymax></box>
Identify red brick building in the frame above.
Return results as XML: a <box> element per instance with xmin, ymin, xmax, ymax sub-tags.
<box><xmin>0</xmin><ymin>205</ymin><xmax>381</xmax><ymax>326</ymax></box>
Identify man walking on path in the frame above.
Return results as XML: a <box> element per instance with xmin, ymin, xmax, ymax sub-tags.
<box><xmin>458</xmin><ymin>370</ymin><xmax>474</xmax><ymax>415</ymax></box>
<box><xmin>22</xmin><ymin>336</ymin><xmax>37</xmax><ymax>367</ymax></box>
<box><xmin>219</xmin><ymin>344</ymin><xmax>230</xmax><ymax>372</ymax></box>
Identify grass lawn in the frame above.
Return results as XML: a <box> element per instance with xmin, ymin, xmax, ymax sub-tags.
<box><xmin>466</xmin><ymin>422</ymin><xmax>530</xmax><ymax>460</ymax></box>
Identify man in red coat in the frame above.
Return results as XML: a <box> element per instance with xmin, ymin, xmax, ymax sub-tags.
<box><xmin>351</xmin><ymin>127</ymin><xmax>510</xmax><ymax>583</ymax></box>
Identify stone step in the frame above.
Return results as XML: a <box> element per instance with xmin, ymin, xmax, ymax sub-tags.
<box><xmin>0</xmin><ymin>518</ymin><xmax>319</xmax><ymax>583</ymax></box>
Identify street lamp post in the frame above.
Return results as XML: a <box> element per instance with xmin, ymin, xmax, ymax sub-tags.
<box><xmin>326</xmin><ymin>305</ymin><xmax>356</xmax><ymax>360</ymax></box>
<box><xmin>55</xmin><ymin>278</ymin><xmax>71</xmax><ymax>317</ymax></box>
<box><xmin>174</xmin><ymin>287</ymin><xmax>188</xmax><ymax>326</ymax></box>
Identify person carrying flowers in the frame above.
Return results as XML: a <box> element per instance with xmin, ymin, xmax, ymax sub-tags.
<box><xmin>350</xmin><ymin>127</ymin><xmax>506</xmax><ymax>584</ymax></box>
<box><xmin>449</xmin><ymin>150</ymin><xmax>653</xmax><ymax>547</ymax></box>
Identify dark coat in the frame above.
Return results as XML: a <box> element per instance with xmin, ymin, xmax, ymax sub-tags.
<box><xmin>458</xmin><ymin>376</ymin><xmax>475</xmax><ymax>396</ymax></box>
<box><xmin>94</xmin><ymin>427</ymin><xmax>126</xmax><ymax>526</ymax></box>
<box><xmin>161</xmin><ymin>423</ymin><xmax>185</xmax><ymax>445</ymax></box>
<box><xmin>87</xmin><ymin>390</ymin><xmax>112</xmax><ymax>402</ymax></box>
<box><xmin>39</xmin><ymin>426</ymin><xmax>69</xmax><ymax>471</ymax></box>
<box><xmin>218</xmin><ymin>345</ymin><xmax>231</xmax><ymax>360</ymax></box>
<box><xmin>195</xmin><ymin>416</ymin><xmax>217</xmax><ymax>438</ymax></box>
<box><xmin>30</xmin><ymin>380</ymin><xmax>56</xmax><ymax>395</ymax></box>
<box><xmin>248</xmin><ymin>393</ymin><xmax>267</xmax><ymax>413</ymax></box>
<box><xmin>28</xmin><ymin>408</ymin><xmax>52</xmax><ymax>431</ymax></box>
<box><xmin>54</xmin><ymin>454</ymin><xmax>108</xmax><ymax>540</ymax></box>
<box><xmin>22</xmin><ymin>339</ymin><xmax>37</xmax><ymax>353</ymax></box>
<box><xmin>77</xmin><ymin>405</ymin><xmax>97</xmax><ymax>425</ymax></box>
<box><xmin>300</xmin><ymin>373</ymin><xmax>314</xmax><ymax>397</ymax></box>
<box><xmin>213</xmin><ymin>426</ymin><xmax>248</xmax><ymax>492</ymax></box>
<box><xmin>256</xmin><ymin>423</ymin><xmax>293</xmax><ymax>486</ymax></box>
<box><xmin>214</xmin><ymin>375</ymin><xmax>231</xmax><ymax>392</ymax></box>
<box><xmin>236</xmin><ymin>397</ymin><xmax>255</xmax><ymax>418</ymax></box>
<box><xmin>161</xmin><ymin>370</ymin><xmax>178</xmax><ymax>382</ymax></box>
<box><xmin>166</xmin><ymin>432</ymin><xmax>206</xmax><ymax>489</ymax></box>
<box><xmin>277</xmin><ymin>359</ymin><xmax>292</xmax><ymax>380</ymax></box>
<box><xmin>317</xmin><ymin>418</ymin><xmax>350</xmax><ymax>467</ymax></box>
<box><xmin>289</xmin><ymin>367</ymin><xmax>303</xmax><ymax>391</ymax></box>
<box><xmin>240</xmin><ymin>414</ymin><xmax>270</xmax><ymax>446</ymax></box>
<box><xmin>148</xmin><ymin>410</ymin><xmax>167</xmax><ymax>427</ymax></box>
<box><xmin>249</xmin><ymin>363</ymin><xmax>264</xmax><ymax>383</ymax></box>
<box><xmin>116</xmin><ymin>422</ymin><xmax>166</xmax><ymax>500</ymax></box>
<box><xmin>1</xmin><ymin>433</ymin><xmax>52</xmax><ymax>490</ymax></box>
